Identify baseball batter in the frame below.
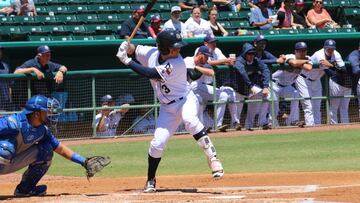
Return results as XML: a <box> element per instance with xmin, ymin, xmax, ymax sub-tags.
<box><xmin>271</xmin><ymin>42</ymin><xmax>312</xmax><ymax>127</ymax></box>
<box><xmin>116</xmin><ymin>29</ymin><xmax>224</xmax><ymax>193</ymax></box>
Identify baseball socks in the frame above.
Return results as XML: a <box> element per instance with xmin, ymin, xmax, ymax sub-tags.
<box><xmin>144</xmin><ymin>154</ymin><xmax>161</xmax><ymax>193</ymax></box>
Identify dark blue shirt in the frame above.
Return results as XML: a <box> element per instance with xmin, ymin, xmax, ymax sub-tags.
<box><xmin>16</xmin><ymin>57</ymin><xmax>63</xmax><ymax>95</ymax></box>
<box><xmin>227</xmin><ymin>56</ymin><xmax>270</xmax><ymax>95</ymax></box>
<box><xmin>0</xmin><ymin>112</ymin><xmax>60</xmax><ymax>155</ymax></box>
<box><xmin>257</xmin><ymin>50</ymin><xmax>277</xmax><ymax>64</ymax></box>
<box><xmin>119</xmin><ymin>18</ymin><xmax>149</xmax><ymax>39</ymax></box>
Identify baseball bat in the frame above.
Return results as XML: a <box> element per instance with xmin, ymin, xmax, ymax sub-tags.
<box><xmin>128</xmin><ymin>0</ymin><xmax>157</xmax><ymax>43</ymax></box>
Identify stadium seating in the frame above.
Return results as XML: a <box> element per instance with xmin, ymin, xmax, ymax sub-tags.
<box><xmin>0</xmin><ymin>0</ymin><xmax>358</xmax><ymax>41</ymax></box>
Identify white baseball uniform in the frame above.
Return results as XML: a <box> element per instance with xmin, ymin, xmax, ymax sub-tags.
<box><xmin>95</xmin><ymin>111</ymin><xmax>123</xmax><ymax>136</ymax></box>
<box><xmin>196</xmin><ymin>47</ymin><xmax>243</xmax><ymax>127</ymax></box>
<box><xmin>271</xmin><ymin>54</ymin><xmax>310</xmax><ymax>126</ymax></box>
<box><xmin>135</xmin><ymin>45</ymin><xmax>205</xmax><ymax>158</ymax></box>
<box><xmin>295</xmin><ymin>48</ymin><xmax>330</xmax><ymax>125</ymax></box>
<box><xmin>163</xmin><ymin>19</ymin><xmax>188</xmax><ymax>38</ymax></box>
<box><xmin>185</xmin><ymin>56</ymin><xmax>229</xmax><ymax>128</ymax></box>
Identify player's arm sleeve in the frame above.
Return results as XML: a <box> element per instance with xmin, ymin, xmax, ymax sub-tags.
<box><xmin>187</xmin><ymin>68</ymin><xmax>203</xmax><ymax>81</ymax></box>
<box><xmin>335</xmin><ymin>52</ymin><xmax>345</xmax><ymax>68</ymax></box>
<box><xmin>234</xmin><ymin>59</ymin><xmax>253</xmax><ymax>87</ymax></box>
<box><xmin>42</xmin><ymin>127</ymin><xmax>60</xmax><ymax>150</ymax></box>
<box><xmin>261</xmin><ymin>52</ymin><xmax>277</xmax><ymax>64</ymax></box>
<box><xmin>348</xmin><ymin>51</ymin><xmax>360</xmax><ymax>75</ymax></box>
<box><xmin>15</xmin><ymin>60</ymin><xmax>33</xmax><ymax>70</ymax></box>
<box><xmin>128</xmin><ymin>60</ymin><xmax>162</xmax><ymax>79</ymax></box>
<box><xmin>48</xmin><ymin>61</ymin><xmax>63</xmax><ymax>72</ymax></box>
<box><xmin>259</xmin><ymin>61</ymin><xmax>270</xmax><ymax>88</ymax></box>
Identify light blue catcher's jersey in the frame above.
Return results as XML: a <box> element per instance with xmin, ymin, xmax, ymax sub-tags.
<box><xmin>0</xmin><ymin>112</ymin><xmax>60</xmax><ymax>155</ymax></box>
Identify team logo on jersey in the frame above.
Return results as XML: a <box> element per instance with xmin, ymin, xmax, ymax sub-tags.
<box><xmin>164</xmin><ymin>63</ymin><xmax>172</xmax><ymax>75</ymax></box>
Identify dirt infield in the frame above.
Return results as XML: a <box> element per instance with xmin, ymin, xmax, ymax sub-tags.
<box><xmin>1</xmin><ymin>125</ymin><xmax>360</xmax><ymax>202</ymax></box>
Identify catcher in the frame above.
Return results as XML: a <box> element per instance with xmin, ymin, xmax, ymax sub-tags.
<box><xmin>0</xmin><ymin>95</ymin><xmax>111</xmax><ymax>196</ymax></box>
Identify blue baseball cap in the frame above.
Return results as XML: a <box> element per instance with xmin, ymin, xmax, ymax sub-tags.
<box><xmin>324</xmin><ymin>39</ymin><xmax>336</xmax><ymax>49</ymax></box>
<box><xmin>204</xmin><ymin>34</ymin><xmax>218</xmax><ymax>43</ymax></box>
<box><xmin>197</xmin><ymin>45</ymin><xmax>213</xmax><ymax>57</ymax></box>
<box><xmin>254</xmin><ymin>35</ymin><xmax>268</xmax><ymax>43</ymax></box>
<box><xmin>37</xmin><ymin>45</ymin><xmax>51</xmax><ymax>54</ymax></box>
<box><xmin>295</xmin><ymin>41</ymin><xmax>307</xmax><ymax>50</ymax></box>
<box><xmin>151</xmin><ymin>15</ymin><xmax>161</xmax><ymax>23</ymax></box>
<box><xmin>101</xmin><ymin>95</ymin><xmax>114</xmax><ymax>105</ymax></box>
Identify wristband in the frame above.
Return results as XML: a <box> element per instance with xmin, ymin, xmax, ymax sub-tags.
<box><xmin>71</xmin><ymin>153</ymin><xmax>86</xmax><ymax>165</ymax></box>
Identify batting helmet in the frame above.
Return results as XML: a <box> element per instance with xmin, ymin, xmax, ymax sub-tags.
<box><xmin>156</xmin><ymin>29</ymin><xmax>187</xmax><ymax>55</ymax></box>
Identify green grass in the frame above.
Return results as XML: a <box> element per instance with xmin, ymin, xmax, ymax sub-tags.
<box><xmin>48</xmin><ymin>128</ymin><xmax>360</xmax><ymax>177</ymax></box>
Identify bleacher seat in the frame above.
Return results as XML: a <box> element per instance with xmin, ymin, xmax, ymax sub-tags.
<box><xmin>260</xmin><ymin>30</ymin><xmax>280</xmax><ymax>35</ymax></box>
<box><xmin>77</xmin><ymin>14</ymin><xmax>99</xmax><ymax>24</ymax></box>
<box><xmin>336</xmin><ymin>27</ymin><xmax>357</xmax><ymax>32</ymax></box>
<box><xmin>0</xmin><ymin>16</ymin><xmax>14</xmax><ymax>25</ymax></box>
<box><xmin>94</xmin><ymin>35</ymin><xmax>117</xmax><ymax>40</ymax></box>
<box><xmin>67</xmin><ymin>5</ymin><xmax>89</xmax><ymax>13</ymax></box>
<box><xmin>28</xmin><ymin>35</ymin><xmax>52</xmax><ymax>41</ymax></box>
<box><xmin>56</xmin><ymin>15</ymin><xmax>78</xmax><ymax>25</ymax></box>
<box><xmin>35</xmin><ymin>6</ymin><xmax>48</xmax><ymax>15</ymax></box>
<box><xmin>68</xmin><ymin>0</ymin><xmax>88</xmax><ymax>4</ymax></box>
<box><xmin>87</xmin><ymin>4</ymin><xmax>113</xmax><ymax>13</ymax></box>
<box><xmin>51</xmin><ymin>35</ymin><xmax>74</xmax><ymax>41</ymax></box>
<box><xmin>42</xmin><ymin>25</ymin><xmax>69</xmax><ymax>35</ymax></box>
<box><xmin>219</xmin><ymin>21</ymin><xmax>232</xmax><ymax>29</ymax></box>
<box><xmin>279</xmin><ymin>29</ymin><xmax>299</xmax><ymax>34</ymax></box>
<box><xmin>117</xmin><ymin>13</ymin><xmax>132</xmax><ymax>21</ymax></box>
<box><xmin>107</xmin><ymin>24</ymin><xmax>121</xmax><ymax>33</ymax></box>
<box><xmin>350</xmin><ymin>0</ymin><xmax>360</xmax><ymax>6</ymax></box>
<box><xmin>231</xmin><ymin>20</ymin><xmax>251</xmax><ymax>29</ymax></box>
<box><xmin>98</xmin><ymin>14</ymin><xmax>119</xmax><ymax>23</ymax></box>
<box><xmin>332</xmin><ymin>0</ymin><xmax>351</xmax><ymax>7</ymax></box>
<box><xmin>130</xmin><ymin>3</ymin><xmax>147</xmax><ymax>10</ymax></box>
<box><xmin>22</xmin><ymin>26</ymin><xmax>45</xmax><ymax>35</ymax></box>
<box><xmin>85</xmin><ymin>24</ymin><xmax>112</xmax><ymax>35</ymax></box>
<box><xmin>318</xmin><ymin>28</ymin><xmax>337</xmax><ymax>33</ymax></box>
<box><xmin>34</xmin><ymin>15</ymin><xmax>58</xmax><ymax>25</ymax></box>
<box><xmin>161</xmin><ymin>12</ymin><xmax>171</xmax><ymax>21</ymax></box>
<box><xmin>298</xmin><ymin>28</ymin><xmax>319</xmax><ymax>34</ymax></box>
<box><xmin>153</xmin><ymin>3</ymin><xmax>171</xmax><ymax>12</ymax></box>
<box><xmin>64</xmin><ymin>25</ymin><xmax>87</xmax><ymax>35</ymax></box>
<box><xmin>73</xmin><ymin>35</ymin><xmax>95</xmax><ymax>40</ymax></box>
<box><xmin>109</xmin><ymin>4</ymin><xmax>131</xmax><ymax>13</ymax></box>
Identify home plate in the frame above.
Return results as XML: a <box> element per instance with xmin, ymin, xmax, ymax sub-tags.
<box><xmin>208</xmin><ymin>195</ymin><xmax>246</xmax><ymax>199</ymax></box>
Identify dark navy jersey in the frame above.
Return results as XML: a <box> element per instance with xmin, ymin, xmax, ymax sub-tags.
<box><xmin>0</xmin><ymin>112</ymin><xmax>60</xmax><ymax>155</ymax></box>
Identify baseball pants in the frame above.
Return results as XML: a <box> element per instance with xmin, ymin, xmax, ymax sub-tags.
<box><xmin>296</xmin><ymin>76</ymin><xmax>322</xmax><ymax>126</ymax></box>
<box><xmin>149</xmin><ymin>91</ymin><xmax>204</xmax><ymax>158</ymax></box>
<box><xmin>270</xmin><ymin>82</ymin><xmax>300</xmax><ymax>126</ymax></box>
<box><xmin>219</xmin><ymin>86</ymin><xmax>245</xmax><ymax>126</ymax></box>
<box><xmin>245</xmin><ymin>86</ymin><xmax>270</xmax><ymax>129</ymax></box>
<box><xmin>329</xmin><ymin>78</ymin><xmax>351</xmax><ymax>124</ymax></box>
<box><xmin>193</xmin><ymin>84</ymin><xmax>228</xmax><ymax>127</ymax></box>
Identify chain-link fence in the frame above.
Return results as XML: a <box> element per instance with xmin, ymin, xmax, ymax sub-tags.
<box><xmin>0</xmin><ymin>65</ymin><xmax>359</xmax><ymax>139</ymax></box>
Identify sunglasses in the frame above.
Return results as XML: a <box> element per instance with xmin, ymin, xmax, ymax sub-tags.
<box><xmin>315</xmin><ymin>1</ymin><xmax>323</xmax><ymax>4</ymax></box>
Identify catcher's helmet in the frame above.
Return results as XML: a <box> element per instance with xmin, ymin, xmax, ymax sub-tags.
<box><xmin>156</xmin><ymin>29</ymin><xmax>187</xmax><ymax>55</ymax></box>
<box><xmin>23</xmin><ymin>95</ymin><xmax>62</xmax><ymax>121</ymax></box>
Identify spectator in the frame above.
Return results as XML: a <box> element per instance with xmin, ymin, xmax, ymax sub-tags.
<box><xmin>0</xmin><ymin>0</ymin><xmax>15</xmax><ymax>16</ymax></box>
<box><xmin>234</xmin><ymin>43</ymin><xmax>271</xmax><ymax>130</ymax></box>
<box><xmin>178</xmin><ymin>0</ymin><xmax>208</xmax><ymax>11</ymax></box>
<box><xmin>148</xmin><ymin>15</ymin><xmax>162</xmax><ymax>39</ymax></box>
<box><xmin>249</xmin><ymin>0</ymin><xmax>277</xmax><ymax>30</ymax></box>
<box><xmin>132</xmin><ymin>106</ymin><xmax>155</xmax><ymax>134</ymax></box>
<box><xmin>347</xmin><ymin>42</ymin><xmax>360</xmax><ymax>119</ymax></box>
<box><xmin>207</xmin><ymin>7</ymin><xmax>228</xmax><ymax>37</ymax></box>
<box><xmin>277</xmin><ymin>0</ymin><xmax>303</xmax><ymax>29</ymax></box>
<box><xmin>184</xmin><ymin>6</ymin><xmax>213</xmax><ymax>38</ymax></box>
<box><xmin>211</xmin><ymin>0</ymin><xmax>241</xmax><ymax>12</ymax></box>
<box><xmin>292</xmin><ymin>0</ymin><xmax>312</xmax><ymax>28</ymax></box>
<box><xmin>306</xmin><ymin>0</ymin><xmax>339</xmax><ymax>28</ymax></box>
<box><xmin>14</xmin><ymin>0</ymin><xmax>36</xmax><ymax>16</ymax></box>
<box><xmin>163</xmin><ymin>6</ymin><xmax>187</xmax><ymax>38</ymax></box>
<box><xmin>119</xmin><ymin>6</ymin><xmax>150</xmax><ymax>39</ymax></box>
<box><xmin>253</xmin><ymin>35</ymin><xmax>286</xmax><ymax>65</ymax></box>
<box><xmin>95</xmin><ymin>95</ymin><xmax>130</xmax><ymax>137</ymax></box>
<box><xmin>14</xmin><ymin>45</ymin><xmax>67</xmax><ymax>95</ymax></box>
<box><xmin>0</xmin><ymin>46</ymin><xmax>13</xmax><ymax>112</ymax></box>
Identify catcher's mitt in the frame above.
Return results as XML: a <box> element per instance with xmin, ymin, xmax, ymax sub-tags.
<box><xmin>83</xmin><ymin>156</ymin><xmax>111</xmax><ymax>179</ymax></box>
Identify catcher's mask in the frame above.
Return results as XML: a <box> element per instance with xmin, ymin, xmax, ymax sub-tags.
<box><xmin>24</xmin><ymin>95</ymin><xmax>62</xmax><ymax>124</ymax></box>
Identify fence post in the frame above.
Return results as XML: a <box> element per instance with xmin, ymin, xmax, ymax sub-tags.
<box><xmin>213</xmin><ymin>75</ymin><xmax>218</xmax><ymax>130</ymax></box>
<box><xmin>92</xmin><ymin>76</ymin><xmax>97</xmax><ymax>137</ymax></box>
<box><xmin>27</xmin><ymin>80</ymin><xmax>31</xmax><ymax>99</ymax></box>
<box><xmin>269</xmin><ymin>76</ymin><xmax>276</xmax><ymax>128</ymax></box>
<box><xmin>324</xmin><ymin>75</ymin><xmax>330</xmax><ymax>124</ymax></box>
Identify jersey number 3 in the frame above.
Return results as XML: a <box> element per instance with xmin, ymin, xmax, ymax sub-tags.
<box><xmin>161</xmin><ymin>84</ymin><xmax>171</xmax><ymax>94</ymax></box>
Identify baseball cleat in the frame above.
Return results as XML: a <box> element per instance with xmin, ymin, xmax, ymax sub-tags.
<box><xmin>143</xmin><ymin>178</ymin><xmax>156</xmax><ymax>193</ymax></box>
<box><xmin>209</xmin><ymin>158</ymin><xmax>224</xmax><ymax>179</ymax></box>
<box><xmin>14</xmin><ymin>185</ymin><xmax>47</xmax><ymax>197</ymax></box>
<box><xmin>217</xmin><ymin>124</ymin><xmax>228</xmax><ymax>132</ymax></box>
<box><xmin>291</xmin><ymin>121</ymin><xmax>305</xmax><ymax>128</ymax></box>
<box><xmin>234</xmin><ymin>123</ymin><xmax>242</xmax><ymax>131</ymax></box>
